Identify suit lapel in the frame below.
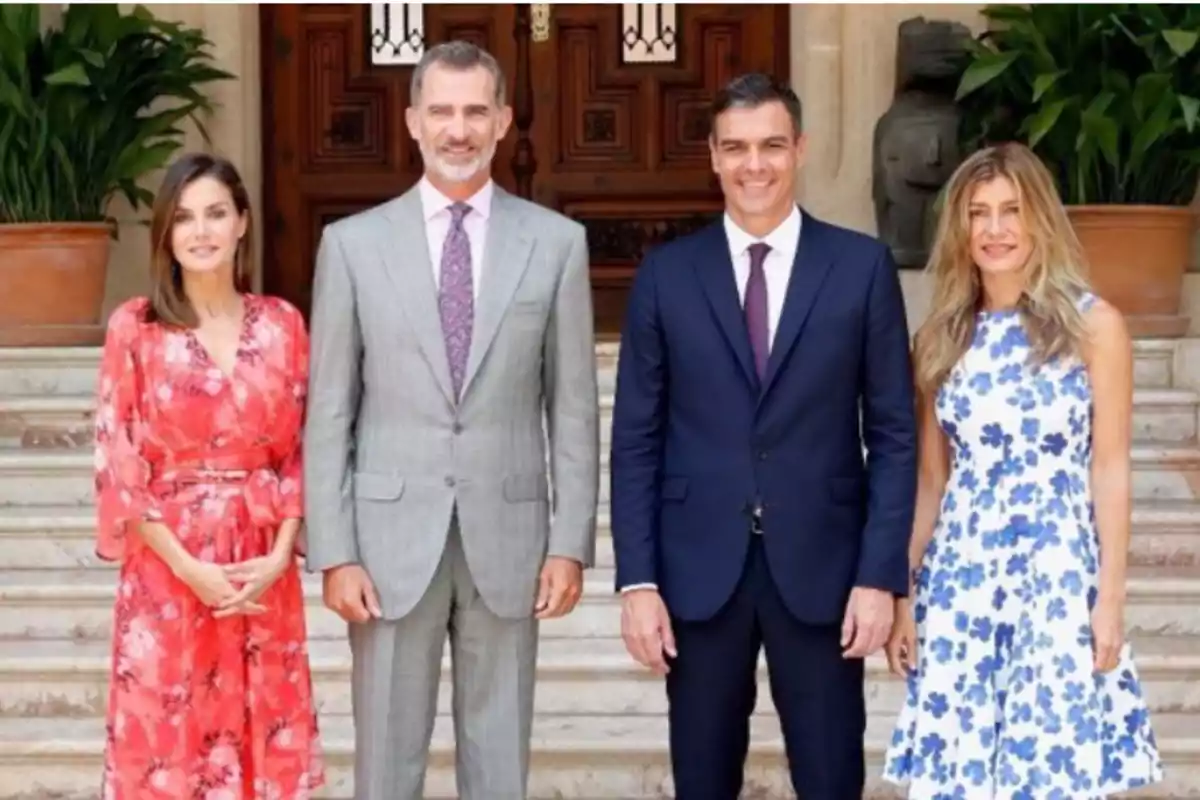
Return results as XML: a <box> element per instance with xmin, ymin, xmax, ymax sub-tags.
<box><xmin>760</xmin><ymin>211</ymin><xmax>835</xmax><ymax>399</ymax></box>
<box><xmin>460</xmin><ymin>187</ymin><xmax>534</xmax><ymax>398</ymax></box>
<box><xmin>380</xmin><ymin>190</ymin><xmax>456</xmax><ymax>406</ymax></box>
<box><xmin>694</xmin><ymin>224</ymin><xmax>759</xmax><ymax>389</ymax></box>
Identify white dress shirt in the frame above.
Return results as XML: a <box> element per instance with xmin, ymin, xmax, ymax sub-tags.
<box><xmin>723</xmin><ymin>204</ymin><xmax>802</xmax><ymax>346</ymax></box>
<box><xmin>418</xmin><ymin>176</ymin><xmax>494</xmax><ymax>300</ymax></box>
<box><xmin>620</xmin><ymin>206</ymin><xmax>803</xmax><ymax>595</ymax></box>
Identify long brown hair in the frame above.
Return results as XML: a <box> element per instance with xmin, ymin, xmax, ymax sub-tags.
<box><xmin>914</xmin><ymin>142</ymin><xmax>1092</xmax><ymax>396</ymax></box>
<box><xmin>145</xmin><ymin>153</ymin><xmax>254</xmax><ymax>327</ymax></box>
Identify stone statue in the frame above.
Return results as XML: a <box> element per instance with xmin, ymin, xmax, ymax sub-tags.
<box><xmin>873</xmin><ymin>17</ymin><xmax>971</xmax><ymax>269</ymax></box>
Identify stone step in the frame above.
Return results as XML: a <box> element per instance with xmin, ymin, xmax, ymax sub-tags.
<box><xmin>6</xmin><ymin>499</ymin><xmax>1200</xmax><ymax>574</ymax></box>
<box><xmin>0</xmin><ymin>451</ymin><xmax>95</xmax><ymax>507</ymax></box>
<box><xmin>0</xmin><ymin>384</ymin><xmax>1194</xmax><ymax>452</ymax></box>
<box><xmin>1133</xmin><ymin>500</ymin><xmax>1200</xmax><ymax>566</ymax></box>
<box><xmin>0</xmin><ymin>394</ymin><xmax>621</xmax><ymax>451</ymax></box>
<box><xmin>1132</xmin><ymin>446</ymin><xmax>1200</xmax><ymax>501</ymax></box>
<box><xmin>1</xmin><ymin>635</ymin><xmax>1197</xmax><ymax>721</ymax></box>
<box><xmin>0</xmin><ymin>337</ymin><xmax>1181</xmax><ymax>397</ymax></box>
<box><xmin>1</xmin><ymin>567</ymin><xmax>1198</xmax><ymax>641</ymax></box>
<box><xmin>0</xmin><ymin>342</ymin><xmax>614</xmax><ymax>405</ymax></box>
<box><xmin>0</xmin><ymin>396</ymin><xmax>95</xmax><ymax>449</ymax></box>
<box><xmin>8</xmin><ymin>443</ymin><xmax>1200</xmax><ymax>507</ymax></box>
<box><xmin>0</xmin><ymin>713</ymin><xmax>1196</xmax><ymax>799</ymax></box>
<box><xmin>0</xmin><ymin>347</ymin><xmax>101</xmax><ymax>399</ymax></box>
<box><xmin>597</xmin><ymin>339</ymin><xmax>1183</xmax><ymax>391</ymax></box>
<box><xmin>1133</xmin><ymin>338</ymin><xmax>1179</xmax><ymax>389</ymax></box>
<box><xmin>596</xmin><ymin>341</ymin><xmax>618</xmax><ymax>395</ymax></box>
<box><xmin>1135</xmin><ymin>388</ymin><xmax>1200</xmax><ymax>443</ymax></box>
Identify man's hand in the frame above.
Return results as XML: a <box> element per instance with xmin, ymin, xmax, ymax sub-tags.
<box><xmin>620</xmin><ymin>588</ymin><xmax>676</xmax><ymax>675</ymax></box>
<box><xmin>323</xmin><ymin>563</ymin><xmax>382</xmax><ymax>624</ymax></box>
<box><xmin>535</xmin><ymin>556</ymin><xmax>583</xmax><ymax>619</ymax></box>
<box><xmin>841</xmin><ymin>586</ymin><xmax>894</xmax><ymax>659</ymax></box>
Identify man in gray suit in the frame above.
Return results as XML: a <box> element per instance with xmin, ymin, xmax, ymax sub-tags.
<box><xmin>303</xmin><ymin>41</ymin><xmax>600</xmax><ymax>800</ymax></box>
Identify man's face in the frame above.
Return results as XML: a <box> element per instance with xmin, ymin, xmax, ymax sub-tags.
<box><xmin>406</xmin><ymin>62</ymin><xmax>512</xmax><ymax>183</ymax></box>
<box><xmin>709</xmin><ymin>100</ymin><xmax>805</xmax><ymax>221</ymax></box>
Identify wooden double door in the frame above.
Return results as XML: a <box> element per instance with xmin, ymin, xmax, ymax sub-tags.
<box><xmin>261</xmin><ymin>3</ymin><xmax>789</xmax><ymax>332</ymax></box>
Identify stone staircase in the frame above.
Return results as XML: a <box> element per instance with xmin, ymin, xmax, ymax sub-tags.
<box><xmin>0</xmin><ymin>341</ymin><xmax>1198</xmax><ymax>799</ymax></box>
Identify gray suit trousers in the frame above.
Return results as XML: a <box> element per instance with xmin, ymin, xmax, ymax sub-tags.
<box><xmin>349</xmin><ymin>513</ymin><xmax>538</xmax><ymax>800</ymax></box>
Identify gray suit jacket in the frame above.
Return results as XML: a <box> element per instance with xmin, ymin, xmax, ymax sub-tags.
<box><xmin>302</xmin><ymin>184</ymin><xmax>600</xmax><ymax>620</ymax></box>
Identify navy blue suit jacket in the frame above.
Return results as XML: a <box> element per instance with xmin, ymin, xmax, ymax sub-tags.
<box><xmin>609</xmin><ymin>210</ymin><xmax>918</xmax><ymax>624</ymax></box>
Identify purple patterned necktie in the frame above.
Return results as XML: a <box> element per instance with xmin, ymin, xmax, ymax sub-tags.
<box><xmin>745</xmin><ymin>242</ymin><xmax>771</xmax><ymax>379</ymax></box>
<box><xmin>439</xmin><ymin>202</ymin><xmax>474</xmax><ymax>399</ymax></box>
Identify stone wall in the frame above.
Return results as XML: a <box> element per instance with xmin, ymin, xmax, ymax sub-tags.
<box><xmin>788</xmin><ymin>4</ymin><xmax>986</xmax><ymax>333</ymax></box>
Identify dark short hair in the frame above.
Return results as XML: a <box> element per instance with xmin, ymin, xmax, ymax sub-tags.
<box><xmin>146</xmin><ymin>153</ymin><xmax>253</xmax><ymax>328</ymax></box>
<box><xmin>411</xmin><ymin>40</ymin><xmax>507</xmax><ymax>107</ymax></box>
<box><xmin>710</xmin><ymin>73</ymin><xmax>803</xmax><ymax>138</ymax></box>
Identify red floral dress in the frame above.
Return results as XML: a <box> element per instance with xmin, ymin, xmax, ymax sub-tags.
<box><xmin>93</xmin><ymin>295</ymin><xmax>325</xmax><ymax>799</ymax></box>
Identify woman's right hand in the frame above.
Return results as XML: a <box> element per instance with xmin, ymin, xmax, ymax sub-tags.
<box><xmin>885</xmin><ymin>598</ymin><xmax>918</xmax><ymax>676</ymax></box>
<box><xmin>178</xmin><ymin>560</ymin><xmax>266</xmax><ymax>615</ymax></box>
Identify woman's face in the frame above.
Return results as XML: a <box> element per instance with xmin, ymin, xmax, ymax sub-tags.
<box><xmin>968</xmin><ymin>175</ymin><xmax>1032</xmax><ymax>276</ymax></box>
<box><xmin>170</xmin><ymin>176</ymin><xmax>247</xmax><ymax>277</ymax></box>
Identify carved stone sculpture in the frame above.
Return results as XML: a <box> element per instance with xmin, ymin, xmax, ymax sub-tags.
<box><xmin>873</xmin><ymin>17</ymin><xmax>971</xmax><ymax>269</ymax></box>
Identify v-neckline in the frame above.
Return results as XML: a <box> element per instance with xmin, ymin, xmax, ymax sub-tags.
<box><xmin>189</xmin><ymin>295</ymin><xmax>251</xmax><ymax>382</ymax></box>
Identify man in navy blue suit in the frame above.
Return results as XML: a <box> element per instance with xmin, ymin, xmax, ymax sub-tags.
<box><xmin>609</xmin><ymin>73</ymin><xmax>918</xmax><ymax>798</ymax></box>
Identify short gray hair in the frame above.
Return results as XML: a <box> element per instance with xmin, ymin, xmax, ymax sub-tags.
<box><xmin>410</xmin><ymin>41</ymin><xmax>507</xmax><ymax>107</ymax></box>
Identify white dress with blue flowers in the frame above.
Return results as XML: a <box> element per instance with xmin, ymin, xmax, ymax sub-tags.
<box><xmin>883</xmin><ymin>296</ymin><xmax>1164</xmax><ymax>799</ymax></box>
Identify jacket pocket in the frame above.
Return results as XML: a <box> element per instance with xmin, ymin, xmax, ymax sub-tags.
<box><xmin>354</xmin><ymin>472</ymin><xmax>406</xmax><ymax>501</ymax></box>
<box><xmin>661</xmin><ymin>476</ymin><xmax>689</xmax><ymax>501</ymax></box>
<box><xmin>829</xmin><ymin>476</ymin><xmax>864</xmax><ymax>504</ymax></box>
<box><xmin>503</xmin><ymin>473</ymin><xmax>549</xmax><ymax>502</ymax></box>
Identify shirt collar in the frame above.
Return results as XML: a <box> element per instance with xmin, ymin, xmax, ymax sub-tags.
<box><xmin>723</xmin><ymin>204</ymin><xmax>802</xmax><ymax>260</ymax></box>
<box><xmin>418</xmin><ymin>176</ymin><xmax>495</xmax><ymax>221</ymax></box>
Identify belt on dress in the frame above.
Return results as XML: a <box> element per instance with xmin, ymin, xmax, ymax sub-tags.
<box><xmin>148</xmin><ymin>448</ymin><xmax>286</xmax><ymax>529</ymax></box>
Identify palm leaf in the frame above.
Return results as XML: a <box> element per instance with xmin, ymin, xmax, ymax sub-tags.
<box><xmin>957</xmin><ymin>3</ymin><xmax>1200</xmax><ymax>205</ymax></box>
<box><xmin>0</xmin><ymin>3</ymin><xmax>234</xmax><ymax>226</ymax></box>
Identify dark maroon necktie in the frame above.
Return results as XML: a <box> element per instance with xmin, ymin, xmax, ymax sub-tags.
<box><xmin>745</xmin><ymin>242</ymin><xmax>771</xmax><ymax>379</ymax></box>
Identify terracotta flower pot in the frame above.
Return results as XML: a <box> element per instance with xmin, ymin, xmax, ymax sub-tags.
<box><xmin>1067</xmin><ymin>205</ymin><xmax>1196</xmax><ymax>339</ymax></box>
<box><xmin>0</xmin><ymin>222</ymin><xmax>111</xmax><ymax>347</ymax></box>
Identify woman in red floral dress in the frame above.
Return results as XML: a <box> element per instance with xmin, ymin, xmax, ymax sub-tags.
<box><xmin>93</xmin><ymin>153</ymin><xmax>325</xmax><ymax>798</ymax></box>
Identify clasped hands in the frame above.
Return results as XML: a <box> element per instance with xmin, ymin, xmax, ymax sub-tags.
<box><xmin>179</xmin><ymin>550</ymin><xmax>291</xmax><ymax>618</ymax></box>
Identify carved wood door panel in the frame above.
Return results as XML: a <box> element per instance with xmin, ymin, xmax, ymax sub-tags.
<box><xmin>526</xmin><ymin>4</ymin><xmax>790</xmax><ymax>331</ymax></box>
<box><xmin>260</xmin><ymin>4</ymin><xmax>790</xmax><ymax>333</ymax></box>
<box><xmin>260</xmin><ymin>4</ymin><xmax>517</xmax><ymax>318</ymax></box>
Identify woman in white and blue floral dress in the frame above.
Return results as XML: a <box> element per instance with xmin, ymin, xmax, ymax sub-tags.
<box><xmin>882</xmin><ymin>143</ymin><xmax>1163</xmax><ymax>799</ymax></box>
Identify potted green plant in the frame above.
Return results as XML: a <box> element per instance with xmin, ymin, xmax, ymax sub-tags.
<box><xmin>954</xmin><ymin>4</ymin><xmax>1200</xmax><ymax>337</ymax></box>
<box><xmin>0</xmin><ymin>4</ymin><xmax>233</xmax><ymax>346</ymax></box>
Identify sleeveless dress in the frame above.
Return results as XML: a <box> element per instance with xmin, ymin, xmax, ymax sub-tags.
<box><xmin>882</xmin><ymin>295</ymin><xmax>1163</xmax><ymax>799</ymax></box>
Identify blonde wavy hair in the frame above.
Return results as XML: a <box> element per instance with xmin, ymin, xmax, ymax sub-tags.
<box><xmin>913</xmin><ymin>142</ymin><xmax>1093</xmax><ymax>396</ymax></box>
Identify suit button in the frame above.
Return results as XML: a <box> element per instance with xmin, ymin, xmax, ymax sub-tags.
<box><xmin>758</xmin><ymin>451</ymin><xmax>768</xmax><ymax>461</ymax></box>
<box><xmin>445</xmin><ymin>476</ymin><xmax>456</xmax><ymax>487</ymax></box>
<box><xmin>452</xmin><ymin>423</ymin><xmax>463</xmax><ymax>434</ymax></box>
